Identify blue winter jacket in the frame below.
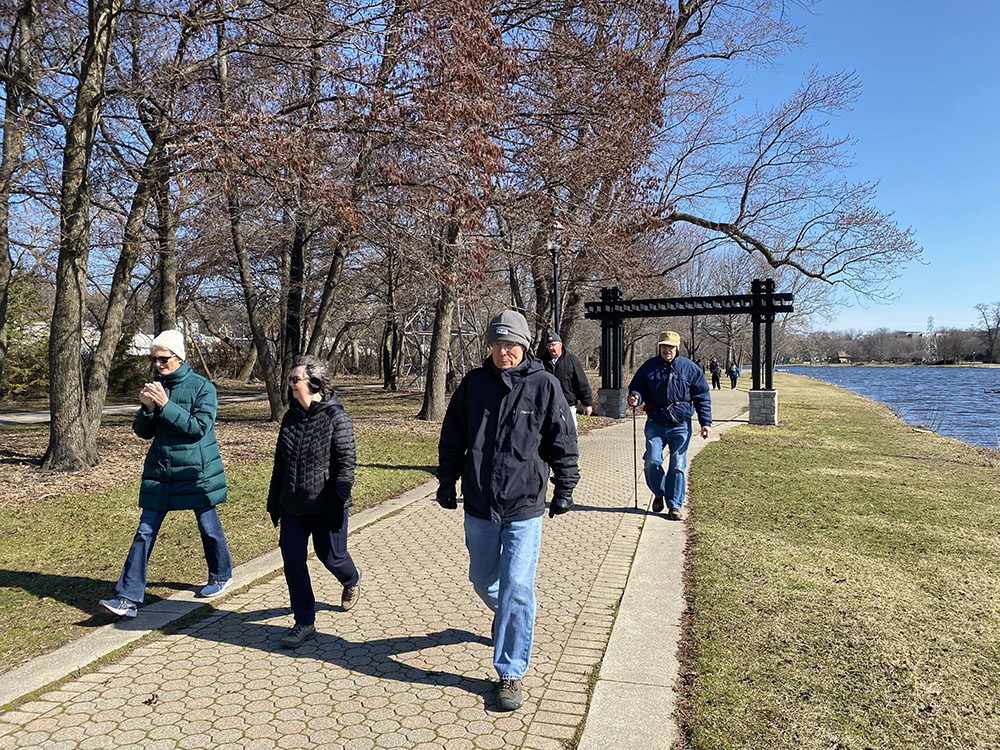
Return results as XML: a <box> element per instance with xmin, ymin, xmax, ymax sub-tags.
<box><xmin>627</xmin><ymin>355</ymin><xmax>712</xmax><ymax>427</ymax></box>
<box><xmin>133</xmin><ymin>362</ymin><xmax>228</xmax><ymax>511</ymax></box>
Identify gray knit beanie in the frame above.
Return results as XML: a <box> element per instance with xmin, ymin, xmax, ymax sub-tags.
<box><xmin>486</xmin><ymin>310</ymin><xmax>531</xmax><ymax>349</ymax></box>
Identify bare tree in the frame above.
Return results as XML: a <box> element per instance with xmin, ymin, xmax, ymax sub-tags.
<box><xmin>44</xmin><ymin>0</ymin><xmax>123</xmax><ymax>471</ymax></box>
<box><xmin>0</xmin><ymin>0</ymin><xmax>41</xmax><ymax>397</ymax></box>
<box><xmin>974</xmin><ymin>302</ymin><xmax>1000</xmax><ymax>363</ymax></box>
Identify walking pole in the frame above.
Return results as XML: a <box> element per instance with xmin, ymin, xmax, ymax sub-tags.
<box><xmin>632</xmin><ymin>404</ymin><xmax>639</xmax><ymax>510</ymax></box>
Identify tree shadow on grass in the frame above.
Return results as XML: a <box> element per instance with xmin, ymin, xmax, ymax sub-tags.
<box><xmin>0</xmin><ymin>569</ymin><xmax>195</xmax><ymax>626</ymax></box>
<box><xmin>356</xmin><ymin>463</ymin><xmax>437</xmax><ymax>473</ymax></box>
<box><xmin>184</xmin><ymin>607</ymin><xmax>497</xmax><ymax>702</ymax></box>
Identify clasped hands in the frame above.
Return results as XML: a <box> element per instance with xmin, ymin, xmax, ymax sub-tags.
<box><xmin>139</xmin><ymin>381</ymin><xmax>169</xmax><ymax>410</ymax></box>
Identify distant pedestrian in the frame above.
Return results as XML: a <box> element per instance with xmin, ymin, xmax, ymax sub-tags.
<box><xmin>437</xmin><ymin>310</ymin><xmax>579</xmax><ymax>712</ymax></box>
<box><xmin>627</xmin><ymin>330</ymin><xmax>712</xmax><ymax>521</ymax></box>
<box><xmin>99</xmin><ymin>330</ymin><xmax>233</xmax><ymax>619</ymax></box>
<box><xmin>542</xmin><ymin>331</ymin><xmax>594</xmax><ymax>431</ymax></box>
<box><xmin>267</xmin><ymin>355</ymin><xmax>362</xmax><ymax>648</ymax></box>
<box><xmin>709</xmin><ymin>358</ymin><xmax>722</xmax><ymax>390</ymax></box>
<box><xmin>726</xmin><ymin>362</ymin><xmax>741</xmax><ymax>389</ymax></box>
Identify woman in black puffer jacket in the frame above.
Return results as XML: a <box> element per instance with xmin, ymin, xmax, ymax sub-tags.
<box><xmin>267</xmin><ymin>355</ymin><xmax>361</xmax><ymax>648</ymax></box>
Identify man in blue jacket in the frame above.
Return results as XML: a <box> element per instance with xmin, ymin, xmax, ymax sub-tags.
<box><xmin>437</xmin><ymin>310</ymin><xmax>579</xmax><ymax>712</ymax></box>
<box><xmin>627</xmin><ymin>330</ymin><xmax>712</xmax><ymax>520</ymax></box>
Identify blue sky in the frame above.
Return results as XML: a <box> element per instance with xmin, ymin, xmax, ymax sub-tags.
<box><xmin>744</xmin><ymin>0</ymin><xmax>1000</xmax><ymax>333</ymax></box>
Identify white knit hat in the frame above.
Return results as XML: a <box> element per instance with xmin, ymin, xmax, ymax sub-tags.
<box><xmin>150</xmin><ymin>329</ymin><xmax>186</xmax><ymax>361</ymax></box>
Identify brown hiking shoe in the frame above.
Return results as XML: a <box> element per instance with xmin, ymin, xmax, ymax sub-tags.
<box><xmin>341</xmin><ymin>570</ymin><xmax>362</xmax><ymax>611</ymax></box>
<box><xmin>496</xmin><ymin>678</ymin><xmax>523</xmax><ymax>711</ymax></box>
<box><xmin>666</xmin><ymin>507</ymin><xmax>682</xmax><ymax>521</ymax></box>
<box><xmin>651</xmin><ymin>496</ymin><xmax>664</xmax><ymax>513</ymax></box>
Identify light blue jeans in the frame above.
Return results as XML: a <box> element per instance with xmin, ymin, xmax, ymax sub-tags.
<box><xmin>115</xmin><ymin>507</ymin><xmax>233</xmax><ymax>603</ymax></box>
<box><xmin>643</xmin><ymin>420</ymin><xmax>692</xmax><ymax>509</ymax></box>
<box><xmin>464</xmin><ymin>513</ymin><xmax>543</xmax><ymax>680</ymax></box>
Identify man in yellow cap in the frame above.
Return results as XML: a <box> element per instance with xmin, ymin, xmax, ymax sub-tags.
<box><xmin>626</xmin><ymin>330</ymin><xmax>712</xmax><ymax>520</ymax></box>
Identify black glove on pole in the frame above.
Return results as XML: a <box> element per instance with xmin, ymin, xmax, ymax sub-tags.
<box><xmin>632</xmin><ymin>404</ymin><xmax>638</xmax><ymax>510</ymax></box>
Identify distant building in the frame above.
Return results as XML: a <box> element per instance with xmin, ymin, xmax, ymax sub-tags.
<box><xmin>834</xmin><ymin>351</ymin><xmax>851</xmax><ymax>364</ymax></box>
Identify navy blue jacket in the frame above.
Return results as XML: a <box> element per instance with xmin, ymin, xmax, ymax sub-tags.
<box><xmin>627</xmin><ymin>355</ymin><xmax>712</xmax><ymax>427</ymax></box>
<box><xmin>437</xmin><ymin>356</ymin><xmax>580</xmax><ymax>525</ymax></box>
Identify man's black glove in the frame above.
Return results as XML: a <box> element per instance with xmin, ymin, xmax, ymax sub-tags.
<box><xmin>549</xmin><ymin>493</ymin><xmax>573</xmax><ymax>518</ymax></box>
<box><xmin>436</xmin><ymin>483</ymin><xmax>458</xmax><ymax>510</ymax></box>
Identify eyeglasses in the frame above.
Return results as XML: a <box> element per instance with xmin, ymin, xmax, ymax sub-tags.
<box><xmin>150</xmin><ymin>355</ymin><xmax>177</xmax><ymax>365</ymax></box>
<box><xmin>491</xmin><ymin>342</ymin><xmax>521</xmax><ymax>352</ymax></box>
<box><xmin>289</xmin><ymin>375</ymin><xmax>308</xmax><ymax>384</ymax></box>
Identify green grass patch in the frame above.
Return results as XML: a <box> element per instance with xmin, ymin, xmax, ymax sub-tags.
<box><xmin>0</xmin><ymin>425</ymin><xmax>436</xmax><ymax>674</ymax></box>
<box><xmin>684</xmin><ymin>373</ymin><xmax>1000</xmax><ymax>749</ymax></box>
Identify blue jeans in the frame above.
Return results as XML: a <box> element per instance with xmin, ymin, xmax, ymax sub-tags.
<box><xmin>115</xmin><ymin>507</ymin><xmax>233</xmax><ymax>603</ymax></box>
<box><xmin>279</xmin><ymin>509</ymin><xmax>359</xmax><ymax>626</ymax></box>
<box><xmin>464</xmin><ymin>513</ymin><xmax>543</xmax><ymax>680</ymax></box>
<box><xmin>643</xmin><ymin>420</ymin><xmax>692</xmax><ymax>509</ymax></box>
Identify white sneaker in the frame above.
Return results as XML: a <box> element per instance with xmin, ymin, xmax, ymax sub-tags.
<box><xmin>99</xmin><ymin>597</ymin><xmax>137</xmax><ymax>618</ymax></box>
<box><xmin>198</xmin><ymin>578</ymin><xmax>233</xmax><ymax>598</ymax></box>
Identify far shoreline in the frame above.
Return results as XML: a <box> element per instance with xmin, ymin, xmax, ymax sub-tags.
<box><xmin>779</xmin><ymin>362</ymin><xmax>1000</xmax><ymax>368</ymax></box>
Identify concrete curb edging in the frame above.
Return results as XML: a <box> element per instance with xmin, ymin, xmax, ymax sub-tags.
<box><xmin>577</xmin><ymin>404</ymin><xmax>750</xmax><ymax>750</ymax></box>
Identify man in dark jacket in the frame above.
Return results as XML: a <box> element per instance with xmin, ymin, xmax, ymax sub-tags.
<box><xmin>627</xmin><ymin>330</ymin><xmax>712</xmax><ymax>521</ymax></box>
<box><xmin>437</xmin><ymin>310</ymin><xmax>579</xmax><ymax>712</ymax></box>
<box><xmin>99</xmin><ymin>330</ymin><xmax>233</xmax><ymax>618</ymax></box>
<box><xmin>542</xmin><ymin>332</ymin><xmax>593</xmax><ymax>431</ymax></box>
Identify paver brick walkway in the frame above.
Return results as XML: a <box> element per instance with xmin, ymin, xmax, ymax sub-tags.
<box><xmin>0</xmin><ymin>388</ymin><xmax>749</xmax><ymax>749</ymax></box>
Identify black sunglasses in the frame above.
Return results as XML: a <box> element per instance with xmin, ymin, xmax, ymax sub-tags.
<box><xmin>289</xmin><ymin>375</ymin><xmax>308</xmax><ymax>384</ymax></box>
<box><xmin>150</xmin><ymin>355</ymin><xmax>177</xmax><ymax>365</ymax></box>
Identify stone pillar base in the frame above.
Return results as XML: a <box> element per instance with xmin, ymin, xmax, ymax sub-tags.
<box><xmin>598</xmin><ymin>388</ymin><xmax>628</xmax><ymax>419</ymax></box>
<box><xmin>748</xmin><ymin>389</ymin><xmax>777</xmax><ymax>425</ymax></box>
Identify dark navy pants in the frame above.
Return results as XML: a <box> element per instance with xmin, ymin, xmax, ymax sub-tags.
<box><xmin>278</xmin><ymin>508</ymin><xmax>359</xmax><ymax>626</ymax></box>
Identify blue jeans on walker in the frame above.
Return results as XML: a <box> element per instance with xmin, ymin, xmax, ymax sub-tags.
<box><xmin>115</xmin><ymin>507</ymin><xmax>233</xmax><ymax>603</ymax></box>
<box><xmin>643</xmin><ymin>420</ymin><xmax>692</xmax><ymax>509</ymax></box>
<box><xmin>464</xmin><ymin>513</ymin><xmax>543</xmax><ymax>680</ymax></box>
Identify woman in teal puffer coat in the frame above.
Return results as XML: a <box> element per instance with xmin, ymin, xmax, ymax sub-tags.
<box><xmin>99</xmin><ymin>330</ymin><xmax>234</xmax><ymax>619</ymax></box>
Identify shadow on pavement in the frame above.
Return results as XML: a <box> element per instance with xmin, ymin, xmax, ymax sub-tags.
<box><xmin>0</xmin><ymin>569</ymin><xmax>194</xmax><ymax>625</ymax></box>
<box><xmin>566</xmin><ymin>504</ymin><xmax>648</xmax><ymax>515</ymax></box>
<box><xmin>185</xmin><ymin>608</ymin><xmax>497</xmax><ymax>701</ymax></box>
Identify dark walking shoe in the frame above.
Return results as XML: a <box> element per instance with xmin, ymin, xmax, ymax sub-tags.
<box><xmin>496</xmin><ymin>678</ymin><xmax>523</xmax><ymax>711</ymax></box>
<box><xmin>651</xmin><ymin>496</ymin><xmax>664</xmax><ymax>513</ymax></box>
<box><xmin>281</xmin><ymin>623</ymin><xmax>316</xmax><ymax>648</ymax></box>
<box><xmin>341</xmin><ymin>570</ymin><xmax>362</xmax><ymax>611</ymax></box>
<box><xmin>666</xmin><ymin>507</ymin><xmax>682</xmax><ymax>521</ymax></box>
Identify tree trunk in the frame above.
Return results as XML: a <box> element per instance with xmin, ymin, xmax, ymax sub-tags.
<box><xmin>381</xmin><ymin>247</ymin><xmax>400</xmax><ymax>390</ymax></box>
<box><xmin>43</xmin><ymin>0</ymin><xmax>122</xmax><ymax>471</ymax></box>
<box><xmin>153</xmin><ymin>171</ymin><xmax>178</xmax><ymax>331</ymax></box>
<box><xmin>216</xmin><ymin>12</ymin><xmax>284</xmax><ymax>420</ymax></box>
<box><xmin>282</xmin><ymin>219</ymin><xmax>306</xmax><ymax>390</ymax></box>
<box><xmin>0</xmin><ymin>0</ymin><xmax>39</xmax><ymax>399</ymax></box>
<box><xmin>238</xmin><ymin>341</ymin><xmax>257</xmax><ymax>381</ymax></box>
<box><xmin>419</xmin><ymin>217</ymin><xmax>461</xmax><ymax>421</ymax></box>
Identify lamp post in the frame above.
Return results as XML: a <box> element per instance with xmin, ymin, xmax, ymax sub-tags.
<box><xmin>549</xmin><ymin>219</ymin><xmax>563</xmax><ymax>335</ymax></box>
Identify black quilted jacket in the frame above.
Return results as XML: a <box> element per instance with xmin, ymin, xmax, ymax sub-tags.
<box><xmin>267</xmin><ymin>393</ymin><xmax>355</xmax><ymax>528</ymax></box>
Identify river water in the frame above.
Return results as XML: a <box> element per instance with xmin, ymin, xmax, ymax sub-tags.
<box><xmin>777</xmin><ymin>365</ymin><xmax>1000</xmax><ymax>449</ymax></box>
